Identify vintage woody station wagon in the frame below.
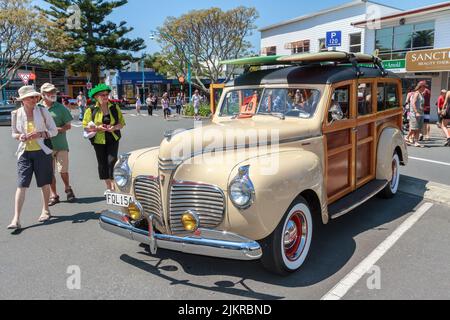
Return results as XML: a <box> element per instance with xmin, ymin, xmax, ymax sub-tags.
<box><xmin>100</xmin><ymin>52</ymin><xmax>408</xmax><ymax>275</ymax></box>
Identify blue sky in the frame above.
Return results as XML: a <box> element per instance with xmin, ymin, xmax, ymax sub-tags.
<box><xmin>34</xmin><ymin>0</ymin><xmax>445</xmax><ymax>55</ymax></box>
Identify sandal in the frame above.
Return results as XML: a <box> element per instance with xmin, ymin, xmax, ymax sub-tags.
<box><xmin>414</xmin><ymin>142</ymin><xmax>425</xmax><ymax>148</ymax></box>
<box><xmin>65</xmin><ymin>188</ymin><xmax>76</xmax><ymax>202</ymax></box>
<box><xmin>48</xmin><ymin>195</ymin><xmax>60</xmax><ymax>207</ymax></box>
<box><xmin>38</xmin><ymin>210</ymin><xmax>52</xmax><ymax>222</ymax></box>
<box><xmin>7</xmin><ymin>222</ymin><xmax>21</xmax><ymax>230</ymax></box>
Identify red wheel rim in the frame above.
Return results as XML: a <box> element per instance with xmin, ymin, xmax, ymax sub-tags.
<box><xmin>284</xmin><ymin>211</ymin><xmax>308</xmax><ymax>262</ymax></box>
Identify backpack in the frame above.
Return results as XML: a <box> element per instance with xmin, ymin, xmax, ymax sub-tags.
<box><xmin>88</xmin><ymin>104</ymin><xmax>122</xmax><ymax>144</ymax></box>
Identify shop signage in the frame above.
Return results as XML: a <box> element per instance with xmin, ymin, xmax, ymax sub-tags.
<box><xmin>406</xmin><ymin>48</ymin><xmax>450</xmax><ymax>72</ymax></box>
<box><xmin>383</xmin><ymin>59</ymin><xmax>405</xmax><ymax>69</ymax></box>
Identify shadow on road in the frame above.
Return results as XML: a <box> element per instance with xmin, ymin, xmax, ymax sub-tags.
<box><xmin>73</xmin><ymin>197</ymin><xmax>105</xmax><ymax>204</ymax></box>
<box><xmin>118</xmin><ymin>193</ymin><xmax>423</xmax><ymax>300</ymax></box>
<box><xmin>10</xmin><ymin>211</ymin><xmax>98</xmax><ymax>235</ymax></box>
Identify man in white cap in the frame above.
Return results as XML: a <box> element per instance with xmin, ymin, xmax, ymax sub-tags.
<box><xmin>39</xmin><ymin>83</ymin><xmax>76</xmax><ymax>206</ymax></box>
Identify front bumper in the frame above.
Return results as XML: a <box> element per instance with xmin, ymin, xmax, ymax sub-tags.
<box><xmin>99</xmin><ymin>210</ymin><xmax>262</xmax><ymax>261</ymax></box>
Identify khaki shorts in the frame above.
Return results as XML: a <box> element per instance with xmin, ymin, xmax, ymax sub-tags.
<box><xmin>53</xmin><ymin>150</ymin><xmax>69</xmax><ymax>174</ymax></box>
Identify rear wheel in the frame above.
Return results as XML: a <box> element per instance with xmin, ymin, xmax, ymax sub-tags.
<box><xmin>379</xmin><ymin>153</ymin><xmax>401</xmax><ymax>199</ymax></box>
<box><xmin>260</xmin><ymin>197</ymin><xmax>314</xmax><ymax>275</ymax></box>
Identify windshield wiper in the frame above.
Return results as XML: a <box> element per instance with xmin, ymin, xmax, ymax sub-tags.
<box><xmin>231</xmin><ymin>112</ymin><xmax>254</xmax><ymax>119</ymax></box>
<box><xmin>257</xmin><ymin>112</ymin><xmax>286</xmax><ymax>120</ymax></box>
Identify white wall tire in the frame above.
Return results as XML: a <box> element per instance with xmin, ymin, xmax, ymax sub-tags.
<box><xmin>380</xmin><ymin>153</ymin><xmax>401</xmax><ymax>199</ymax></box>
<box><xmin>261</xmin><ymin>197</ymin><xmax>314</xmax><ymax>275</ymax></box>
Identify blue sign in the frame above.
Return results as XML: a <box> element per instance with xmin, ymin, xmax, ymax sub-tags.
<box><xmin>326</xmin><ymin>31</ymin><xmax>342</xmax><ymax>48</ymax></box>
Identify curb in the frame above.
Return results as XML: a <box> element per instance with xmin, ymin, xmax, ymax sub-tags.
<box><xmin>399</xmin><ymin>175</ymin><xmax>450</xmax><ymax>206</ymax></box>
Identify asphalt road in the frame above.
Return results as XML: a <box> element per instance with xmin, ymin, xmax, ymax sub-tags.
<box><xmin>0</xmin><ymin>109</ymin><xmax>449</xmax><ymax>300</ymax></box>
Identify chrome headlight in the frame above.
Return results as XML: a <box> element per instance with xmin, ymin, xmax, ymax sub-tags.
<box><xmin>114</xmin><ymin>153</ymin><xmax>131</xmax><ymax>192</ymax></box>
<box><xmin>229</xmin><ymin>165</ymin><xmax>255</xmax><ymax>209</ymax></box>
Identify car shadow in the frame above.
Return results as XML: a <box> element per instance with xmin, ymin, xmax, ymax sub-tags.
<box><xmin>118</xmin><ymin>192</ymin><xmax>423</xmax><ymax>299</ymax></box>
<box><xmin>10</xmin><ymin>211</ymin><xmax>99</xmax><ymax>235</ymax></box>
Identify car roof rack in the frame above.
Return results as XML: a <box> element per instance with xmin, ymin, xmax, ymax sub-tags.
<box><xmin>221</xmin><ymin>51</ymin><xmax>389</xmax><ymax>78</ymax></box>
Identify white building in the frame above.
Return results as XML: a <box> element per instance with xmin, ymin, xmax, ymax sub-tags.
<box><xmin>260</xmin><ymin>0</ymin><xmax>401</xmax><ymax>56</ymax></box>
<box><xmin>354</xmin><ymin>2</ymin><xmax>450</xmax><ymax>121</ymax></box>
<box><xmin>260</xmin><ymin>0</ymin><xmax>450</xmax><ymax>121</ymax></box>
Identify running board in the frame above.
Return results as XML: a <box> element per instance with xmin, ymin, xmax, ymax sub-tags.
<box><xmin>329</xmin><ymin>179</ymin><xmax>389</xmax><ymax>220</ymax></box>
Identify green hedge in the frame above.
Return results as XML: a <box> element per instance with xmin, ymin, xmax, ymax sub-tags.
<box><xmin>183</xmin><ymin>103</ymin><xmax>211</xmax><ymax>117</ymax></box>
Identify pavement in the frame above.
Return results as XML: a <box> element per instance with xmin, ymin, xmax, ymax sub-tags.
<box><xmin>0</xmin><ymin>109</ymin><xmax>449</xmax><ymax>300</ymax></box>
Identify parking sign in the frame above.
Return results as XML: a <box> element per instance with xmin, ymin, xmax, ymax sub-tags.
<box><xmin>326</xmin><ymin>31</ymin><xmax>342</xmax><ymax>48</ymax></box>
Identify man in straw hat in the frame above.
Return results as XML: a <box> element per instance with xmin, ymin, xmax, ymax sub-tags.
<box><xmin>8</xmin><ymin>85</ymin><xmax>58</xmax><ymax>230</ymax></box>
<box><xmin>39</xmin><ymin>83</ymin><xmax>76</xmax><ymax>206</ymax></box>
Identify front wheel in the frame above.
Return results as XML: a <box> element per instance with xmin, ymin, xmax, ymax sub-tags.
<box><xmin>379</xmin><ymin>153</ymin><xmax>401</xmax><ymax>199</ymax></box>
<box><xmin>260</xmin><ymin>197</ymin><xmax>314</xmax><ymax>275</ymax></box>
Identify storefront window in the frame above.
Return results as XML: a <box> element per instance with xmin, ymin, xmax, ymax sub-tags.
<box><xmin>349</xmin><ymin>33</ymin><xmax>362</xmax><ymax>53</ymax></box>
<box><xmin>375</xmin><ymin>21</ymin><xmax>435</xmax><ymax>61</ymax></box>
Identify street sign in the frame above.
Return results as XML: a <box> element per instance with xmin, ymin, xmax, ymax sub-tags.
<box><xmin>18</xmin><ymin>73</ymin><xmax>31</xmax><ymax>85</ymax></box>
<box><xmin>326</xmin><ymin>31</ymin><xmax>342</xmax><ymax>48</ymax></box>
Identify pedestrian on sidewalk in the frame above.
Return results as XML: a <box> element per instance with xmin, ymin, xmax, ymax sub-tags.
<box><xmin>192</xmin><ymin>90</ymin><xmax>201</xmax><ymax>121</ymax></box>
<box><xmin>77</xmin><ymin>91</ymin><xmax>87</xmax><ymax>121</ymax></box>
<box><xmin>39</xmin><ymin>83</ymin><xmax>76</xmax><ymax>207</ymax></box>
<box><xmin>175</xmin><ymin>92</ymin><xmax>183</xmax><ymax>115</ymax></box>
<box><xmin>404</xmin><ymin>86</ymin><xmax>415</xmax><ymax>143</ymax></box>
<box><xmin>408</xmin><ymin>81</ymin><xmax>427</xmax><ymax>148</ymax></box>
<box><xmin>421</xmin><ymin>85</ymin><xmax>431</xmax><ymax>141</ymax></box>
<box><xmin>437</xmin><ymin>90</ymin><xmax>447</xmax><ymax>129</ymax></box>
<box><xmin>8</xmin><ymin>86</ymin><xmax>58</xmax><ymax>230</ymax></box>
<box><xmin>135</xmin><ymin>94</ymin><xmax>142</xmax><ymax>115</ymax></box>
<box><xmin>441</xmin><ymin>90</ymin><xmax>450</xmax><ymax>147</ymax></box>
<box><xmin>162</xmin><ymin>92</ymin><xmax>170</xmax><ymax>120</ymax></box>
<box><xmin>83</xmin><ymin>84</ymin><xmax>126</xmax><ymax>192</ymax></box>
<box><xmin>146</xmin><ymin>94</ymin><xmax>153</xmax><ymax>116</ymax></box>
<box><xmin>151</xmin><ymin>93</ymin><xmax>158</xmax><ymax>111</ymax></box>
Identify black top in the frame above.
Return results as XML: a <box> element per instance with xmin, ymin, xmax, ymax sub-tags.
<box><xmin>226</xmin><ymin>65</ymin><xmax>399</xmax><ymax>87</ymax></box>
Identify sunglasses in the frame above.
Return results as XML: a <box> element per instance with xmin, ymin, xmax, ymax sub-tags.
<box><xmin>97</xmin><ymin>93</ymin><xmax>110</xmax><ymax>97</ymax></box>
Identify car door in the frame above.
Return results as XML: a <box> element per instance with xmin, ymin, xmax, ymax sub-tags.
<box><xmin>323</xmin><ymin>81</ymin><xmax>357</xmax><ymax>204</ymax></box>
<box><xmin>355</xmin><ymin>80</ymin><xmax>377</xmax><ymax>188</ymax></box>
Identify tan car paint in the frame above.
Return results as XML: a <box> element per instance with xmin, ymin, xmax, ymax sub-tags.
<box><xmin>119</xmin><ymin>83</ymin><xmax>405</xmax><ymax>241</ymax></box>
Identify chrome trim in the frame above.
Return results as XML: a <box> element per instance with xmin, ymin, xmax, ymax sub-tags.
<box><xmin>114</xmin><ymin>153</ymin><xmax>132</xmax><ymax>193</ymax></box>
<box><xmin>99</xmin><ymin>210</ymin><xmax>262</xmax><ymax>261</ymax></box>
<box><xmin>169</xmin><ymin>182</ymin><xmax>226</xmax><ymax>233</ymax></box>
<box><xmin>133</xmin><ymin>176</ymin><xmax>166</xmax><ymax>231</ymax></box>
<box><xmin>330</xmin><ymin>181</ymin><xmax>389</xmax><ymax>219</ymax></box>
<box><xmin>228</xmin><ymin>165</ymin><xmax>256</xmax><ymax>210</ymax></box>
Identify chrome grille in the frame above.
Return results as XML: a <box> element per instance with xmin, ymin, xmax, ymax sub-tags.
<box><xmin>133</xmin><ymin>176</ymin><xmax>163</xmax><ymax>224</ymax></box>
<box><xmin>170</xmin><ymin>183</ymin><xmax>225</xmax><ymax>233</ymax></box>
<box><xmin>158</xmin><ymin>158</ymin><xmax>181</xmax><ymax>171</ymax></box>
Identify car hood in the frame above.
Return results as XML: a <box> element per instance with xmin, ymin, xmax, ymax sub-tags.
<box><xmin>158</xmin><ymin>115</ymin><xmax>320</xmax><ymax>162</ymax></box>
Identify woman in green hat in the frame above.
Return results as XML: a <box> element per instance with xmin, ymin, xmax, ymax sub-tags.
<box><xmin>83</xmin><ymin>84</ymin><xmax>126</xmax><ymax>192</ymax></box>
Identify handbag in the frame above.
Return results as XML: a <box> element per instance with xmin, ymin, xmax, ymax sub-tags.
<box><xmin>38</xmin><ymin>107</ymin><xmax>53</xmax><ymax>150</ymax></box>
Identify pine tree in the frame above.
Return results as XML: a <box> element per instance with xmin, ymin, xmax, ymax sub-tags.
<box><xmin>40</xmin><ymin>0</ymin><xmax>145</xmax><ymax>85</ymax></box>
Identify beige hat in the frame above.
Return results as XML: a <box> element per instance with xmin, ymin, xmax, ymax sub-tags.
<box><xmin>40</xmin><ymin>83</ymin><xmax>58</xmax><ymax>94</ymax></box>
<box><xmin>16</xmin><ymin>85</ymin><xmax>41</xmax><ymax>101</ymax></box>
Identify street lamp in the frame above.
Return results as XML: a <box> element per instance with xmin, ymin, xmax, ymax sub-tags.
<box><xmin>150</xmin><ymin>30</ymin><xmax>192</xmax><ymax>102</ymax></box>
<box><xmin>0</xmin><ymin>41</ymin><xmax>6</xmax><ymax>103</ymax></box>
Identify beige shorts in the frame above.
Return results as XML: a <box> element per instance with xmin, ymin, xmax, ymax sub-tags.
<box><xmin>53</xmin><ymin>150</ymin><xmax>69</xmax><ymax>174</ymax></box>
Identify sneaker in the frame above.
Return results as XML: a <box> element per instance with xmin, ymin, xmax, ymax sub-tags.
<box><xmin>419</xmin><ymin>135</ymin><xmax>424</xmax><ymax>142</ymax></box>
<box><xmin>65</xmin><ymin>188</ymin><xmax>76</xmax><ymax>202</ymax></box>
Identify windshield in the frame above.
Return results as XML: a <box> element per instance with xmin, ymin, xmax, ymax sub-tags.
<box><xmin>219</xmin><ymin>88</ymin><xmax>321</xmax><ymax>119</ymax></box>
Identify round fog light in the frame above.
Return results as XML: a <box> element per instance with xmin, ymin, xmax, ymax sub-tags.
<box><xmin>181</xmin><ymin>211</ymin><xmax>199</xmax><ymax>232</ymax></box>
<box><xmin>128</xmin><ymin>203</ymin><xmax>142</xmax><ymax>221</ymax></box>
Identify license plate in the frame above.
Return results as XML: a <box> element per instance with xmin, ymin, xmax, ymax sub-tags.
<box><xmin>105</xmin><ymin>192</ymin><xmax>134</xmax><ymax>208</ymax></box>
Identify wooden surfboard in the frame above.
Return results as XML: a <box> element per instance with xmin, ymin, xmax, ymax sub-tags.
<box><xmin>277</xmin><ymin>52</ymin><xmax>375</xmax><ymax>63</ymax></box>
<box><xmin>220</xmin><ymin>55</ymin><xmax>286</xmax><ymax>66</ymax></box>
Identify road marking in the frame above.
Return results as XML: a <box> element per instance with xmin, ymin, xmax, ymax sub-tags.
<box><xmin>321</xmin><ymin>202</ymin><xmax>434</xmax><ymax>300</ymax></box>
<box><xmin>409</xmin><ymin>157</ymin><xmax>450</xmax><ymax>167</ymax></box>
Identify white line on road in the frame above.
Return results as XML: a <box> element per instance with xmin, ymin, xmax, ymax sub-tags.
<box><xmin>321</xmin><ymin>202</ymin><xmax>434</xmax><ymax>300</ymax></box>
<box><xmin>409</xmin><ymin>157</ymin><xmax>450</xmax><ymax>167</ymax></box>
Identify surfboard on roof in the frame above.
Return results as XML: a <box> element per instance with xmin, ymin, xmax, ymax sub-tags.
<box><xmin>220</xmin><ymin>52</ymin><xmax>377</xmax><ymax>66</ymax></box>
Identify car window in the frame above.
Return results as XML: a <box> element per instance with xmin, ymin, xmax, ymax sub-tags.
<box><xmin>329</xmin><ymin>85</ymin><xmax>350</xmax><ymax>123</ymax></box>
<box><xmin>258</xmin><ymin>88</ymin><xmax>320</xmax><ymax>118</ymax></box>
<box><xmin>377</xmin><ymin>83</ymin><xmax>400</xmax><ymax>112</ymax></box>
<box><xmin>358</xmin><ymin>83</ymin><xmax>373</xmax><ymax>116</ymax></box>
<box><xmin>219</xmin><ymin>89</ymin><xmax>263</xmax><ymax>116</ymax></box>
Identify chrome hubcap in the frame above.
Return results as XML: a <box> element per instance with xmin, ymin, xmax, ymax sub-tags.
<box><xmin>391</xmin><ymin>158</ymin><xmax>398</xmax><ymax>189</ymax></box>
<box><xmin>283</xmin><ymin>211</ymin><xmax>308</xmax><ymax>262</ymax></box>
